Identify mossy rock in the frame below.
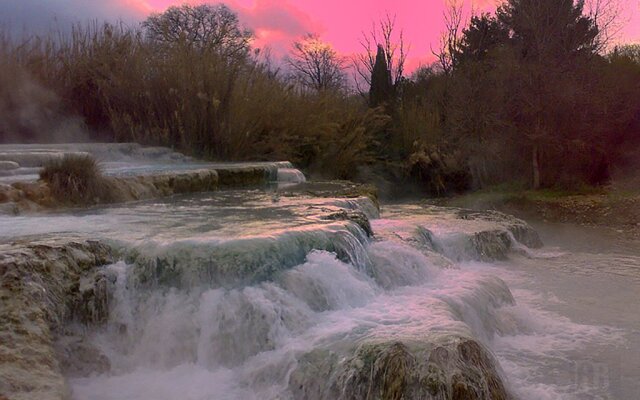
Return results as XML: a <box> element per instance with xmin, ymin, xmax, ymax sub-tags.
<box><xmin>289</xmin><ymin>336</ymin><xmax>510</xmax><ymax>400</ymax></box>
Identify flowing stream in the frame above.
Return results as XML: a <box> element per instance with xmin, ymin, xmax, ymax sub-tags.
<box><xmin>3</xmin><ymin>187</ymin><xmax>639</xmax><ymax>400</ymax></box>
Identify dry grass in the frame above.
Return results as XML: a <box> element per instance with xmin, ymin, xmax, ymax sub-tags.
<box><xmin>40</xmin><ymin>155</ymin><xmax>115</xmax><ymax>205</ymax></box>
<box><xmin>0</xmin><ymin>24</ymin><xmax>389</xmax><ymax>180</ymax></box>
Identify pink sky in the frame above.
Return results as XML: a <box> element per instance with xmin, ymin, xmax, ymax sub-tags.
<box><xmin>3</xmin><ymin>0</ymin><xmax>638</xmax><ymax>72</ymax></box>
<box><xmin>12</xmin><ymin>0</ymin><xmax>633</xmax><ymax>73</ymax></box>
<box><xmin>138</xmin><ymin>0</ymin><xmax>640</xmax><ymax>72</ymax></box>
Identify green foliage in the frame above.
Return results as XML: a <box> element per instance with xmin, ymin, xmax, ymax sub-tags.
<box><xmin>609</xmin><ymin>44</ymin><xmax>640</xmax><ymax>64</ymax></box>
<box><xmin>497</xmin><ymin>0</ymin><xmax>599</xmax><ymax>60</ymax></box>
<box><xmin>456</xmin><ymin>13</ymin><xmax>509</xmax><ymax>65</ymax></box>
<box><xmin>437</xmin><ymin>0</ymin><xmax>638</xmax><ymax>190</ymax></box>
<box><xmin>40</xmin><ymin>155</ymin><xmax>115</xmax><ymax>205</ymax></box>
<box><xmin>369</xmin><ymin>45</ymin><xmax>394</xmax><ymax>108</ymax></box>
<box><xmin>386</xmin><ymin>0</ymin><xmax>639</xmax><ymax>194</ymax></box>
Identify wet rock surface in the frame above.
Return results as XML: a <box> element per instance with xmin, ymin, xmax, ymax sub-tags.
<box><xmin>0</xmin><ymin>241</ymin><xmax>113</xmax><ymax>400</ymax></box>
<box><xmin>0</xmin><ymin>176</ymin><xmax>546</xmax><ymax>400</ymax></box>
<box><xmin>127</xmin><ymin>224</ymin><xmax>369</xmax><ymax>289</ymax></box>
<box><xmin>322</xmin><ymin>210</ymin><xmax>374</xmax><ymax>237</ymax></box>
<box><xmin>291</xmin><ymin>336</ymin><xmax>509</xmax><ymax>400</ymax></box>
<box><xmin>0</xmin><ymin>166</ymin><xmax>278</xmax><ymax>213</ymax></box>
<box><xmin>0</xmin><ymin>143</ymin><xmax>304</xmax><ymax>214</ymax></box>
<box><xmin>55</xmin><ymin>337</ymin><xmax>111</xmax><ymax>378</ymax></box>
<box><xmin>455</xmin><ymin>208</ymin><xmax>543</xmax><ymax>249</ymax></box>
<box><xmin>0</xmin><ymin>161</ymin><xmax>19</xmax><ymax>171</ymax></box>
<box><xmin>374</xmin><ymin>204</ymin><xmax>542</xmax><ymax>262</ymax></box>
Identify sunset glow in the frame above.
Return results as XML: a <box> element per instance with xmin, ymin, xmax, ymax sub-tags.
<box><xmin>2</xmin><ymin>0</ymin><xmax>638</xmax><ymax>72</ymax></box>
<box><xmin>145</xmin><ymin>0</ymin><xmax>640</xmax><ymax>69</ymax></box>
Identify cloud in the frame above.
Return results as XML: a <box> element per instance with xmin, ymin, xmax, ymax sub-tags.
<box><xmin>0</xmin><ymin>0</ymin><xmax>319</xmax><ymax>61</ymax></box>
<box><xmin>237</xmin><ymin>0</ymin><xmax>314</xmax><ymax>36</ymax></box>
<box><xmin>0</xmin><ymin>0</ymin><xmax>151</xmax><ymax>36</ymax></box>
<box><xmin>144</xmin><ymin>0</ymin><xmax>321</xmax><ymax>55</ymax></box>
<box><xmin>229</xmin><ymin>0</ymin><xmax>322</xmax><ymax>56</ymax></box>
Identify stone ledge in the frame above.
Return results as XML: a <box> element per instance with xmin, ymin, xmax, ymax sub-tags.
<box><xmin>0</xmin><ymin>163</ymin><xmax>291</xmax><ymax>214</ymax></box>
<box><xmin>0</xmin><ymin>241</ymin><xmax>113</xmax><ymax>400</ymax></box>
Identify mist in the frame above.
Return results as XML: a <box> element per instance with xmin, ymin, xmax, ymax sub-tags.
<box><xmin>0</xmin><ymin>63</ymin><xmax>89</xmax><ymax>143</ymax></box>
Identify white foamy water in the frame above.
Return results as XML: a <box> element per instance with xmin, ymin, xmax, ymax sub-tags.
<box><xmin>277</xmin><ymin>168</ymin><xmax>307</xmax><ymax>187</ymax></box>
<box><xmin>71</xmin><ymin>247</ymin><xmax>502</xmax><ymax>400</ymax></box>
<box><xmin>68</xmin><ymin>228</ymin><xmax>637</xmax><ymax>400</ymax></box>
<box><xmin>3</xmin><ymin>188</ymin><xmax>637</xmax><ymax>399</ymax></box>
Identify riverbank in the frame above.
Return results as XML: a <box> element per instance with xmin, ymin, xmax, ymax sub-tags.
<box><xmin>0</xmin><ymin>143</ymin><xmax>306</xmax><ymax>214</ymax></box>
<box><xmin>430</xmin><ymin>188</ymin><xmax>640</xmax><ymax>238</ymax></box>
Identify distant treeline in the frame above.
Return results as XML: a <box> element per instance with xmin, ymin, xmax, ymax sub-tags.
<box><xmin>1</xmin><ymin>0</ymin><xmax>639</xmax><ymax>193</ymax></box>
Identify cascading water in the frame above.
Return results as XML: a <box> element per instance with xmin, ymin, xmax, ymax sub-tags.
<box><xmin>45</xmin><ymin>197</ymin><xmax>594</xmax><ymax>400</ymax></box>
<box><xmin>277</xmin><ymin>168</ymin><xmax>307</xmax><ymax>186</ymax></box>
<box><xmin>69</xmin><ymin>243</ymin><xmax>511</xmax><ymax>400</ymax></box>
<box><xmin>2</xmin><ymin>186</ymin><xmax>637</xmax><ymax>400</ymax></box>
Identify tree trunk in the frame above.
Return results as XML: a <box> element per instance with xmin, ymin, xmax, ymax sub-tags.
<box><xmin>532</xmin><ymin>144</ymin><xmax>540</xmax><ymax>190</ymax></box>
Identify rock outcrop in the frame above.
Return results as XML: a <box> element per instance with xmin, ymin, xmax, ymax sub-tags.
<box><xmin>0</xmin><ymin>142</ymin><xmax>305</xmax><ymax>214</ymax></box>
<box><xmin>455</xmin><ymin>209</ymin><xmax>543</xmax><ymax>249</ymax></box>
<box><xmin>0</xmin><ymin>163</ymin><xmax>308</xmax><ymax>214</ymax></box>
<box><xmin>127</xmin><ymin>221</ymin><xmax>372</xmax><ymax>290</ymax></box>
<box><xmin>290</xmin><ymin>335</ymin><xmax>509</xmax><ymax>400</ymax></box>
<box><xmin>0</xmin><ymin>241</ymin><xmax>113</xmax><ymax>400</ymax></box>
<box><xmin>375</xmin><ymin>205</ymin><xmax>542</xmax><ymax>262</ymax></box>
<box><xmin>0</xmin><ymin>169</ymin><xmax>221</xmax><ymax>213</ymax></box>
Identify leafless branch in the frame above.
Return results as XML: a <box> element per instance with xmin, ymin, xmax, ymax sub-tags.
<box><xmin>352</xmin><ymin>13</ymin><xmax>408</xmax><ymax>95</ymax></box>
<box><xmin>586</xmin><ymin>0</ymin><xmax>624</xmax><ymax>52</ymax></box>
<box><xmin>285</xmin><ymin>34</ymin><xmax>346</xmax><ymax>92</ymax></box>
<box><xmin>431</xmin><ymin>0</ymin><xmax>464</xmax><ymax>75</ymax></box>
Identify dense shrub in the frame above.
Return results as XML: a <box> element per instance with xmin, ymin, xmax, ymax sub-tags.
<box><xmin>2</xmin><ymin>1</ymin><xmax>640</xmax><ymax>194</ymax></box>
<box><xmin>40</xmin><ymin>155</ymin><xmax>115</xmax><ymax>205</ymax></box>
<box><xmin>0</xmin><ymin>23</ymin><xmax>389</xmax><ymax>180</ymax></box>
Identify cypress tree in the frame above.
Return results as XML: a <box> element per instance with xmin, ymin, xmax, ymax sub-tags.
<box><xmin>369</xmin><ymin>44</ymin><xmax>393</xmax><ymax>108</ymax></box>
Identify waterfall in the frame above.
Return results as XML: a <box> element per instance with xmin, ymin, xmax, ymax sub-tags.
<box><xmin>2</xmin><ymin>186</ymin><xmax>623</xmax><ymax>400</ymax></box>
<box><xmin>65</xmin><ymin>205</ymin><xmax>546</xmax><ymax>400</ymax></box>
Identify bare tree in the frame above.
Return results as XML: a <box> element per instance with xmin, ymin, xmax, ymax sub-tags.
<box><xmin>432</xmin><ymin>0</ymin><xmax>465</xmax><ymax>74</ymax></box>
<box><xmin>142</xmin><ymin>4</ymin><xmax>252</xmax><ymax>57</ymax></box>
<box><xmin>586</xmin><ymin>0</ymin><xmax>624</xmax><ymax>51</ymax></box>
<box><xmin>286</xmin><ymin>34</ymin><xmax>346</xmax><ymax>92</ymax></box>
<box><xmin>353</xmin><ymin>13</ymin><xmax>408</xmax><ymax>96</ymax></box>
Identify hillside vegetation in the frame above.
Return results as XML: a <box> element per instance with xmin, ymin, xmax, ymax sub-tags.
<box><xmin>1</xmin><ymin>1</ymin><xmax>639</xmax><ymax>194</ymax></box>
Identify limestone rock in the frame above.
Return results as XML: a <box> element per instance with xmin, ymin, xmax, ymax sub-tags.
<box><xmin>0</xmin><ymin>241</ymin><xmax>113</xmax><ymax>400</ymax></box>
<box><xmin>55</xmin><ymin>337</ymin><xmax>111</xmax><ymax>377</ymax></box>
<box><xmin>0</xmin><ymin>161</ymin><xmax>19</xmax><ymax>171</ymax></box>
<box><xmin>323</xmin><ymin>210</ymin><xmax>374</xmax><ymax>237</ymax></box>
<box><xmin>290</xmin><ymin>336</ymin><xmax>510</xmax><ymax>400</ymax></box>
